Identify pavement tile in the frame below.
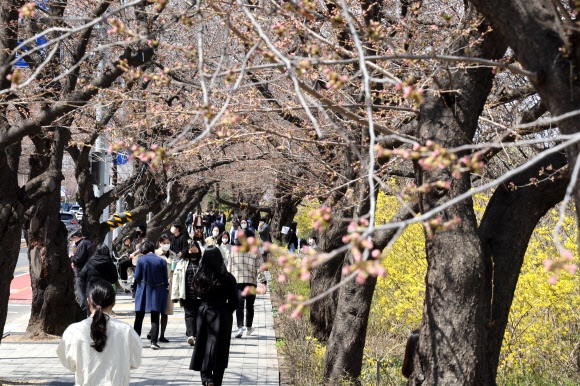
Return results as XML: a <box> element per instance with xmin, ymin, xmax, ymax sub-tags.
<box><xmin>1</xmin><ymin>288</ymin><xmax>279</xmax><ymax>385</ymax></box>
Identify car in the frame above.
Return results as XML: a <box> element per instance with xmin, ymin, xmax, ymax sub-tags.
<box><xmin>70</xmin><ymin>204</ymin><xmax>80</xmax><ymax>214</ymax></box>
<box><xmin>60</xmin><ymin>211</ymin><xmax>81</xmax><ymax>234</ymax></box>
<box><xmin>75</xmin><ymin>208</ymin><xmax>84</xmax><ymax>221</ymax></box>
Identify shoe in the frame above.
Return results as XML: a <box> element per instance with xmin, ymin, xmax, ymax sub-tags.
<box><xmin>150</xmin><ymin>343</ymin><xmax>160</xmax><ymax>350</ymax></box>
<box><xmin>187</xmin><ymin>336</ymin><xmax>195</xmax><ymax>346</ymax></box>
<box><xmin>204</xmin><ymin>379</ymin><xmax>214</xmax><ymax>386</ymax></box>
<box><xmin>246</xmin><ymin>327</ymin><xmax>255</xmax><ymax>336</ymax></box>
<box><xmin>159</xmin><ymin>336</ymin><xmax>169</xmax><ymax>343</ymax></box>
<box><xmin>235</xmin><ymin>328</ymin><xmax>244</xmax><ymax>338</ymax></box>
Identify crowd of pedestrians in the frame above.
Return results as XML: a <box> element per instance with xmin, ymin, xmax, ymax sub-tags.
<box><xmin>60</xmin><ymin>208</ymin><xmax>275</xmax><ymax>386</ymax></box>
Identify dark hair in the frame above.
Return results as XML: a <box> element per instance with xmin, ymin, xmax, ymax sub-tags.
<box><xmin>137</xmin><ymin>224</ymin><xmax>147</xmax><ymax>234</ymax></box>
<box><xmin>193</xmin><ymin>229</ymin><xmax>206</xmax><ymax>245</ymax></box>
<box><xmin>191</xmin><ymin>247</ymin><xmax>227</xmax><ymax>296</ymax></box>
<box><xmin>172</xmin><ymin>222</ymin><xmax>182</xmax><ymax>232</ymax></box>
<box><xmin>87</xmin><ymin>280</ymin><xmax>116</xmax><ymax>352</ymax></box>
<box><xmin>182</xmin><ymin>240</ymin><xmax>202</xmax><ymax>260</ymax></box>
<box><xmin>158</xmin><ymin>233</ymin><xmax>171</xmax><ymax>245</ymax></box>
<box><xmin>70</xmin><ymin>230</ymin><xmax>83</xmax><ymax>239</ymax></box>
<box><xmin>309</xmin><ymin>236</ymin><xmax>318</xmax><ymax>243</ymax></box>
<box><xmin>220</xmin><ymin>231</ymin><xmax>230</xmax><ymax>243</ymax></box>
<box><xmin>402</xmin><ymin>329</ymin><xmax>420</xmax><ymax>378</ymax></box>
<box><xmin>95</xmin><ymin>244</ymin><xmax>110</xmax><ymax>257</ymax></box>
<box><xmin>140</xmin><ymin>240</ymin><xmax>155</xmax><ymax>255</ymax></box>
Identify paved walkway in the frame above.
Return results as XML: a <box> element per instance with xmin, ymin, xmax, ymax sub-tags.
<box><xmin>0</xmin><ymin>289</ymin><xmax>279</xmax><ymax>385</ymax></box>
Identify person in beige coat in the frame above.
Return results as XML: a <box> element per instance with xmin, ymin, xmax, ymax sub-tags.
<box><xmin>151</xmin><ymin>234</ymin><xmax>176</xmax><ymax>343</ymax></box>
<box><xmin>171</xmin><ymin>241</ymin><xmax>202</xmax><ymax>346</ymax></box>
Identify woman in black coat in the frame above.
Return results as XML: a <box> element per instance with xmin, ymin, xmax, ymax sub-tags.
<box><xmin>190</xmin><ymin>246</ymin><xmax>238</xmax><ymax>386</ymax></box>
<box><xmin>78</xmin><ymin>244</ymin><xmax>118</xmax><ymax>313</ymax></box>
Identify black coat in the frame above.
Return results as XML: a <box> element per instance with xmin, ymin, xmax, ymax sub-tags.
<box><xmin>170</xmin><ymin>232</ymin><xmax>188</xmax><ymax>255</ymax></box>
<box><xmin>78</xmin><ymin>253</ymin><xmax>118</xmax><ymax>298</ymax></box>
<box><xmin>190</xmin><ymin>273</ymin><xmax>238</xmax><ymax>371</ymax></box>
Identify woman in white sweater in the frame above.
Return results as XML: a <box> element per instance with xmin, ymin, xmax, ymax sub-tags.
<box><xmin>57</xmin><ymin>280</ymin><xmax>142</xmax><ymax>386</ymax></box>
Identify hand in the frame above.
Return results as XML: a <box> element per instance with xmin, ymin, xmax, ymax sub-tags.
<box><xmin>71</xmin><ymin>262</ymin><xmax>74</xmax><ymax>268</ymax></box>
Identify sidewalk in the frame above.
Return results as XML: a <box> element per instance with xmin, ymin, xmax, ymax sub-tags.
<box><xmin>0</xmin><ymin>289</ymin><xmax>279</xmax><ymax>385</ymax></box>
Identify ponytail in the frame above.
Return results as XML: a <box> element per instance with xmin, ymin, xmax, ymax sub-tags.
<box><xmin>86</xmin><ymin>280</ymin><xmax>116</xmax><ymax>352</ymax></box>
<box><xmin>90</xmin><ymin>305</ymin><xmax>109</xmax><ymax>352</ymax></box>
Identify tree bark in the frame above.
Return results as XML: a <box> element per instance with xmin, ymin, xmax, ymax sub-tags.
<box><xmin>478</xmin><ymin>151</ymin><xmax>569</xmax><ymax>381</ymax></box>
<box><xmin>409</xmin><ymin>8</ymin><xmax>506</xmax><ymax>385</ymax></box>
<box><xmin>24</xmin><ymin>128</ymin><xmax>84</xmax><ymax>338</ymax></box>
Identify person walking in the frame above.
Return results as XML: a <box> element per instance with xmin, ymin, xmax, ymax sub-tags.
<box><xmin>78</xmin><ymin>244</ymin><xmax>118</xmax><ymax>312</ymax></box>
<box><xmin>152</xmin><ymin>234</ymin><xmax>176</xmax><ymax>343</ymax></box>
<box><xmin>170</xmin><ymin>222</ymin><xmax>188</xmax><ymax>258</ymax></box>
<box><xmin>133</xmin><ymin>241</ymin><xmax>169</xmax><ymax>350</ymax></box>
<box><xmin>205</xmin><ymin>226</ymin><xmax>221</xmax><ymax>247</ymax></box>
<box><xmin>57</xmin><ymin>280</ymin><xmax>142</xmax><ymax>386</ymax></box>
<box><xmin>172</xmin><ymin>241</ymin><xmax>202</xmax><ymax>346</ymax></box>
<box><xmin>257</xmin><ymin>218</ymin><xmax>271</xmax><ymax>263</ymax></box>
<box><xmin>69</xmin><ymin>230</ymin><xmax>94</xmax><ymax>312</ymax></box>
<box><xmin>186</xmin><ymin>211</ymin><xmax>194</xmax><ymax>236</ymax></box>
<box><xmin>287</xmin><ymin>227</ymin><xmax>298</xmax><ymax>253</ymax></box>
<box><xmin>190</xmin><ymin>247</ymin><xmax>238</xmax><ymax>386</ymax></box>
<box><xmin>229</xmin><ymin>230</ymin><xmax>263</xmax><ymax>338</ymax></box>
<box><xmin>218</xmin><ymin>231</ymin><xmax>231</xmax><ymax>265</ymax></box>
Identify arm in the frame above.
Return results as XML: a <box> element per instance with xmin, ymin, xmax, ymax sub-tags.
<box><xmin>56</xmin><ymin>329</ymin><xmax>76</xmax><ymax>372</ymax></box>
<box><xmin>128</xmin><ymin>327</ymin><xmax>143</xmax><ymax>369</ymax></box>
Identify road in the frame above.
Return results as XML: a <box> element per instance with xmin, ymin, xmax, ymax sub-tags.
<box><xmin>5</xmin><ymin>246</ymin><xmax>32</xmax><ymax>335</ymax></box>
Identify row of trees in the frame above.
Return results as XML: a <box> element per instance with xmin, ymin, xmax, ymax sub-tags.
<box><xmin>1</xmin><ymin>1</ymin><xmax>579</xmax><ymax>385</ymax></box>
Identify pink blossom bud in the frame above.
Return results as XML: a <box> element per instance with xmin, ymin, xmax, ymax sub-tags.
<box><xmin>561</xmin><ymin>249</ymin><xmax>573</xmax><ymax>261</ymax></box>
<box><xmin>291</xmin><ymin>309</ymin><xmax>302</xmax><ymax>319</ymax></box>
<box><xmin>278</xmin><ymin>274</ymin><xmax>287</xmax><ymax>283</ymax></box>
<box><xmin>371</xmin><ymin>249</ymin><xmax>381</xmax><ymax>258</ymax></box>
<box><xmin>287</xmin><ymin>293</ymin><xmax>297</xmax><ymax>302</ymax></box>
<box><xmin>543</xmin><ymin>259</ymin><xmax>554</xmax><ymax>272</ymax></box>
<box><xmin>547</xmin><ymin>275</ymin><xmax>558</xmax><ymax>285</ymax></box>
<box><xmin>300</xmin><ymin>271</ymin><xmax>311</xmax><ymax>281</ymax></box>
<box><xmin>278</xmin><ymin>304</ymin><xmax>289</xmax><ymax>313</ymax></box>
<box><xmin>565</xmin><ymin>264</ymin><xmax>578</xmax><ymax>275</ymax></box>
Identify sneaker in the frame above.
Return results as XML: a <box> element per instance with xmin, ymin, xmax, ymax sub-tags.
<box><xmin>150</xmin><ymin>343</ymin><xmax>160</xmax><ymax>350</ymax></box>
<box><xmin>246</xmin><ymin>327</ymin><xmax>255</xmax><ymax>336</ymax></box>
<box><xmin>187</xmin><ymin>336</ymin><xmax>195</xmax><ymax>346</ymax></box>
<box><xmin>159</xmin><ymin>337</ymin><xmax>169</xmax><ymax>343</ymax></box>
<box><xmin>235</xmin><ymin>328</ymin><xmax>244</xmax><ymax>338</ymax></box>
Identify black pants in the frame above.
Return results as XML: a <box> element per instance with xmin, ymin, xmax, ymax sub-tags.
<box><xmin>201</xmin><ymin>368</ymin><xmax>225</xmax><ymax>386</ymax></box>
<box><xmin>119</xmin><ymin>258</ymin><xmax>134</xmax><ymax>280</ymax></box>
<box><xmin>134</xmin><ymin>310</ymin><xmax>160</xmax><ymax>344</ymax></box>
<box><xmin>183</xmin><ymin>297</ymin><xmax>201</xmax><ymax>337</ymax></box>
<box><xmin>236</xmin><ymin>284</ymin><xmax>256</xmax><ymax>328</ymax></box>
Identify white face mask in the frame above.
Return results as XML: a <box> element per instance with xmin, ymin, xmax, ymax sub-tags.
<box><xmin>222</xmin><ymin>238</ymin><xmax>228</xmax><ymax>244</ymax></box>
<box><xmin>241</xmin><ymin>223</ymin><xmax>247</xmax><ymax>229</ymax></box>
<box><xmin>170</xmin><ymin>227</ymin><xmax>176</xmax><ymax>233</ymax></box>
<box><xmin>161</xmin><ymin>244</ymin><xmax>170</xmax><ymax>251</ymax></box>
<box><xmin>213</xmin><ymin>230</ymin><xmax>219</xmax><ymax>237</ymax></box>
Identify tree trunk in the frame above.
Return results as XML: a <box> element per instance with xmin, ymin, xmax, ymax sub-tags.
<box><xmin>478</xmin><ymin>151</ymin><xmax>569</xmax><ymax>381</ymax></box>
<box><xmin>24</xmin><ymin>128</ymin><xmax>84</xmax><ymax>338</ymax></box>
<box><xmin>270</xmin><ymin>193</ymin><xmax>300</xmax><ymax>242</ymax></box>
<box><xmin>409</xmin><ymin>8</ymin><xmax>506</xmax><ymax>384</ymax></box>
<box><xmin>323</xmin><ymin>205</ymin><xmax>417</xmax><ymax>382</ymax></box>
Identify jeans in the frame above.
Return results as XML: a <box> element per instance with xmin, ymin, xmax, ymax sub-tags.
<box><xmin>289</xmin><ymin>243</ymin><xmax>296</xmax><ymax>253</ymax></box>
<box><xmin>134</xmin><ymin>310</ymin><xmax>160</xmax><ymax>344</ymax></box>
<box><xmin>75</xmin><ymin>276</ymin><xmax>87</xmax><ymax>313</ymax></box>
<box><xmin>182</xmin><ymin>297</ymin><xmax>201</xmax><ymax>337</ymax></box>
<box><xmin>236</xmin><ymin>284</ymin><xmax>256</xmax><ymax>328</ymax></box>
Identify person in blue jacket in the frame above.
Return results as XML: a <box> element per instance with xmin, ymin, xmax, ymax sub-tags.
<box><xmin>133</xmin><ymin>240</ymin><xmax>168</xmax><ymax>350</ymax></box>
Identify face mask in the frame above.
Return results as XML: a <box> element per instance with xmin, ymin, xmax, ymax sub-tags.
<box><xmin>241</xmin><ymin>223</ymin><xmax>247</xmax><ymax>229</ymax></box>
<box><xmin>190</xmin><ymin>252</ymin><xmax>201</xmax><ymax>260</ymax></box>
<box><xmin>170</xmin><ymin>227</ymin><xmax>176</xmax><ymax>233</ymax></box>
<box><xmin>222</xmin><ymin>238</ymin><xmax>228</xmax><ymax>244</ymax></box>
<box><xmin>213</xmin><ymin>230</ymin><xmax>219</xmax><ymax>237</ymax></box>
<box><xmin>161</xmin><ymin>244</ymin><xmax>170</xmax><ymax>251</ymax></box>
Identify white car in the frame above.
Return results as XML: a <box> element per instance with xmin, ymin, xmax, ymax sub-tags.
<box><xmin>70</xmin><ymin>204</ymin><xmax>80</xmax><ymax>214</ymax></box>
<box><xmin>75</xmin><ymin>208</ymin><xmax>84</xmax><ymax>221</ymax></box>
